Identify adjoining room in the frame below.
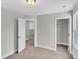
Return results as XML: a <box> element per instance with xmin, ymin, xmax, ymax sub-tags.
<box><xmin>25</xmin><ymin>20</ymin><xmax>35</xmax><ymax>48</ymax></box>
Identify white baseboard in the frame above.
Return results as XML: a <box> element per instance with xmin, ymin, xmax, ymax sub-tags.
<box><xmin>2</xmin><ymin>49</ymin><xmax>17</xmax><ymax>59</ymax></box>
<box><xmin>57</xmin><ymin>42</ymin><xmax>68</xmax><ymax>46</ymax></box>
<box><xmin>71</xmin><ymin>47</ymin><xmax>78</xmax><ymax>59</ymax></box>
<box><xmin>36</xmin><ymin>44</ymin><xmax>56</xmax><ymax>51</ymax></box>
<box><xmin>71</xmin><ymin>51</ymin><xmax>76</xmax><ymax>59</ymax></box>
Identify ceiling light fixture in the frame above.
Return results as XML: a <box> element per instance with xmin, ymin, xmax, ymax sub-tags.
<box><xmin>26</xmin><ymin>0</ymin><xmax>36</xmax><ymax>5</ymax></box>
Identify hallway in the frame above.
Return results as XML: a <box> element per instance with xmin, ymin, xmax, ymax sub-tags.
<box><xmin>26</xmin><ymin>34</ymin><xmax>34</xmax><ymax>47</ymax></box>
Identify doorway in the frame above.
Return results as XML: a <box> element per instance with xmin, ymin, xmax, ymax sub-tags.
<box><xmin>18</xmin><ymin>18</ymin><xmax>37</xmax><ymax>53</ymax></box>
<box><xmin>25</xmin><ymin>20</ymin><xmax>35</xmax><ymax>47</ymax></box>
<box><xmin>57</xmin><ymin>19</ymin><xmax>69</xmax><ymax>51</ymax></box>
<box><xmin>55</xmin><ymin>17</ymin><xmax>72</xmax><ymax>53</ymax></box>
<box><xmin>57</xmin><ymin>19</ymin><xmax>69</xmax><ymax>45</ymax></box>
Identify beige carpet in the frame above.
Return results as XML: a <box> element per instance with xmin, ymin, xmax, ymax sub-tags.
<box><xmin>5</xmin><ymin>35</ymin><xmax>73</xmax><ymax>59</ymax></box>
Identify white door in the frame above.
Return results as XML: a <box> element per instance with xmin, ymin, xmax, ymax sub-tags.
<box><xmin>18</xmin><ymin>18</ymin><xmax>25</xmax><ymax>53</ymax></box>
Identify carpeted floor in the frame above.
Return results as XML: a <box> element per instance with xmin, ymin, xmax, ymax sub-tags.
<box><xmin>5</xmin><ymin>35</ymin><xmax>73</xmax><ymax>59</ymax></box>
<box><xmin>26</xmin><ymin>34</ymin><xmax>34</xmax><ymax>47</ymax></box>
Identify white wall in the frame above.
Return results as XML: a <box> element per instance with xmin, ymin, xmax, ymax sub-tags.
<box><xmin>57</xmin><ymin>19</ymin><xmax>68</xmax><ymax>45</ymax></box>
<box><xmin>37</xmin><ymin>15</ymin><xmax>55</xmax><ymax>50</ymax></box>
<box><xmin>1</xmin><ymin>8</ymin><xmax>37</xmax><ymax>58</ymax></box>
<box><xmin>1</xmin><ymin>8</ymin><xmax>20</xmax><ymax>58</ymax></box>
<box><xmin>37</xmin><ymin>12</ymin><xmax>71</xmax><ymax>50</ymax></box>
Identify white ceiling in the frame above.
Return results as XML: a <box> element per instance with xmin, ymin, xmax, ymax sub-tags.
<box><xmin>1</xmin><ymin>0</ymin><xmax>77</xmax><ymax>15</ymax></box>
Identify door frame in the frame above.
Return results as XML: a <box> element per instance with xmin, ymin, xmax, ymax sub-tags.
<box><xmin>24</xmin><ymin>19</ymin><xmax>37</xmax><ymax>47</ymax></box>
<box><xmin>55</xmin><ymin>16</ymin><xmax>72</xmax><ymax>54</ymax></box>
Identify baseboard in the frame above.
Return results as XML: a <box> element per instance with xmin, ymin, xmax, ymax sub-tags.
<box><xmin>57</xmin><ymin>42</ymin><xmax>68</xmax><ymax>46</ymax></box>
<box><xmin>71</xmin><ymin>51</ymin><xmax>76</xmax><ymax>59</ymax></box>
<box><xmin>36</xmin><ymin>44</ymin><xmax>56</xmax><ymax>51</ymax></box>
<box><xmin>2</xmin><ymin>49</ymin><xmax>17</xmax><ymax>59</ymax></box>
<box><xmin>71</xmin><ymin>47</ymin><xmax>78</xmax><ymax>59</ymax></box>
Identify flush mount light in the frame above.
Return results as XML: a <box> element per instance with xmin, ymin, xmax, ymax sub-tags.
<box><xmin>26</xmin><ymin>0</ymin><xmax>36</xmax><ymax>5</ymax></box>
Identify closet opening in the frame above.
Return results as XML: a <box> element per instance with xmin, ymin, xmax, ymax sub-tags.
<box><xmin>55</xmin><ymin>18</ymin><xmax>70</xmax><ymax>52</ymax></box>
